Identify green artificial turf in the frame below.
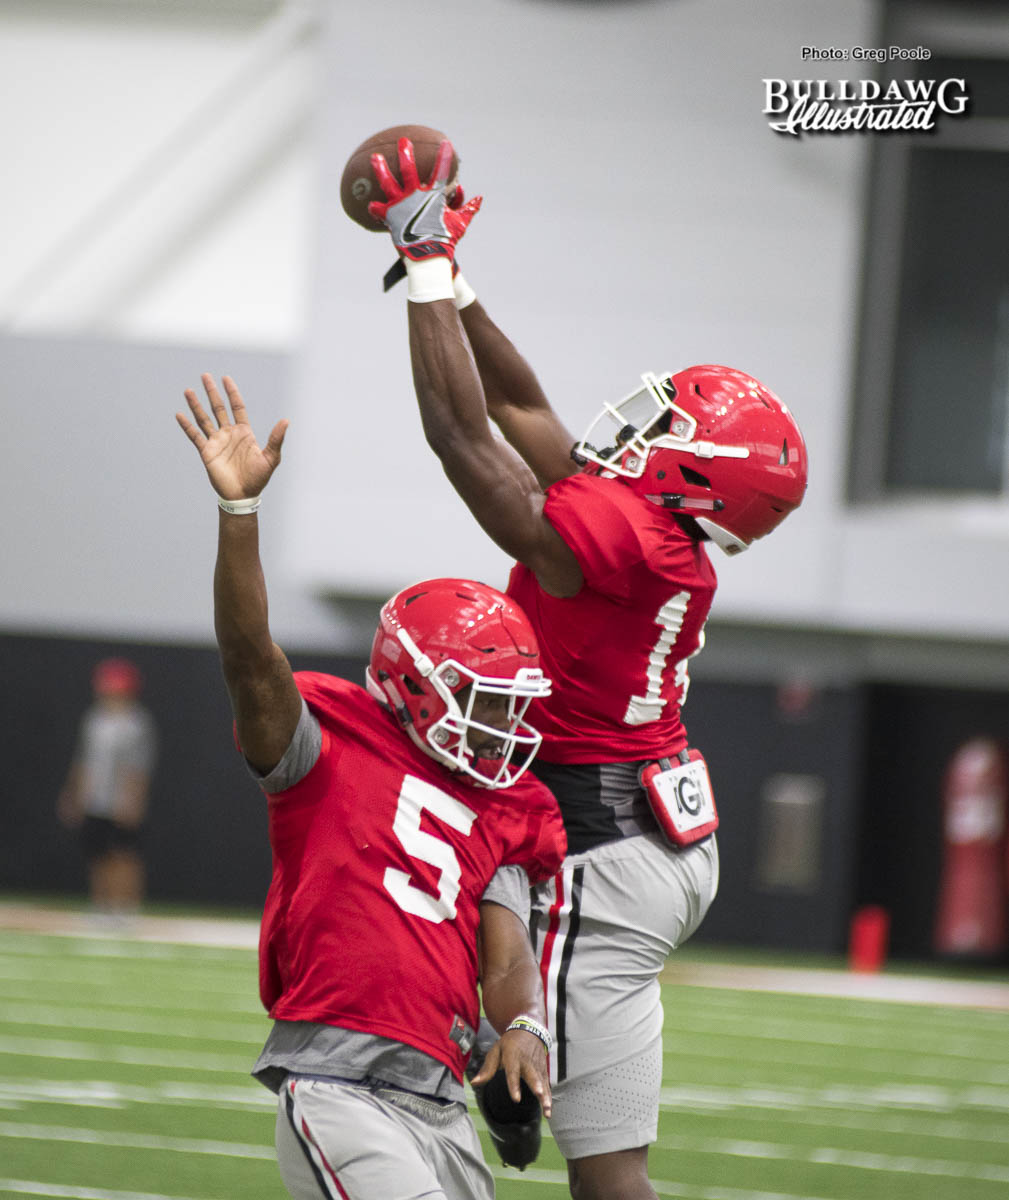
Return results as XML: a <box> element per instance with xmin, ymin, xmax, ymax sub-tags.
<box><xmin>1</xmin><ymin>924</ymin><xmax>1007</xmax><ymax>1200</ymax></box>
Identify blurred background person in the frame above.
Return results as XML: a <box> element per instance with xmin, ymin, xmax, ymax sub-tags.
<box><xmin>57</xmin><ymin>657</ymin><xmax>157</xmax><ymax>923</ymax></box>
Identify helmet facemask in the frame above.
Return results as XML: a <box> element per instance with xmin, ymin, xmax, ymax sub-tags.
<box><xmin>574</xmin><ymin>373</ymin><xmax>749</xmax><ymax>481</ymax></box>
<box><xmin>368</xmin><ymin>621</ymin><xmax>551</xmax><ymax>789</ymax></box>
<box><xmin>576</xmin><ymin>374</ymin><xmax>686</xmax><ymax>473</ymax></box>
<box><xmin>573</xmin><ymin>370</ymin><xmax>805</xmax><ymax>555</ymax></box>
<box><xmin>424</xmin><ymin>658</ymin><xmax>549</xmax><ymax>788</ymax></box>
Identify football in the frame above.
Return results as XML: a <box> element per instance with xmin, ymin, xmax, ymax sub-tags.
<box><xmin>340</xmin><ymin>124</ymin><xmax>460</xmax><ymax>232</ymax></box>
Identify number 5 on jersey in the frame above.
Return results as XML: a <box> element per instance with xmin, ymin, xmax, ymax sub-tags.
<box><xmin>383</xmin><ymin>775</ymin><xmax>478</xmax><ymax>924</ymax></box>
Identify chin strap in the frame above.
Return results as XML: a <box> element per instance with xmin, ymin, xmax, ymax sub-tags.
<box><xmin>645</xmin><ymin>494</ymin><xmax>725</xmax><ymax>512</ymax></box>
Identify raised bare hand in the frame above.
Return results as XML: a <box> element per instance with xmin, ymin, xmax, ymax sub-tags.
<box><xmin>176</xmin><ymin>374</ymin><xmax>288</xmax><ymax>501</ymax></box>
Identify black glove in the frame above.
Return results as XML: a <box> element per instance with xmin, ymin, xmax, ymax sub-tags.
<box><xmin>472</xmin><ymin>1068</ymin><xmax>542</xmax><ymax>1171</ymax></box>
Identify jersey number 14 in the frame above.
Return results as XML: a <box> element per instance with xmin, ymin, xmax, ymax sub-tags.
<box><xmin>623</xmin><ymin>591</ymin><xmax>705</xmax><ymax>726</ymax></box>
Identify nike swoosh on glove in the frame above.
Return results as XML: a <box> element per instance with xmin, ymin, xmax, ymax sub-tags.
<box><xmin>369</xmin><ymin>137</ymin><xmax>481</xmax><ymax>262</ymax></box>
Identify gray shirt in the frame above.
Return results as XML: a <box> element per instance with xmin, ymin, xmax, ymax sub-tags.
<box><xmin>76</xmin><ymin>702</ymin><xmax>156</xmax><ymax>819</ymax></box>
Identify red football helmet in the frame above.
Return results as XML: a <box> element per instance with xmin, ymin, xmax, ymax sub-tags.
<box><xmin>365</xmin><ymin>578</ymin><xmax>551</xmax><ymax>788</ymax></box>
<box><xmin>573</xmin><ymin>365</ymin><xmax>808</xmax><ymax>554</ymax></box>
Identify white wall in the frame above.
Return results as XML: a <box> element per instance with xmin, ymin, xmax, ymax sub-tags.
<box><xmin>0</xmin><ymin>334</ymin><xmax>346</xmax><ymax>647</ymax></box>
<box><xmin>0</xmin><ymin>0</ymin><xmax>316</xmax><ymax>349</ymax></box>
<box><xmin>0</xmin><ymin>1</ymin><xmax>344</xmax><ymax>648</ymax></box>
<box><xmin>286</xmin><ymin>0</ymin><xmax>876</xmax><ymax>625</ymax></box>
<box><xmin>2</xmin><ymin>0</ymin><xmax>1008</xmax><ymax>649</ymax></box>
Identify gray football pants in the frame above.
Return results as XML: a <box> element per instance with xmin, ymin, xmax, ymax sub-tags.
<box><xmin>275</xmin><ymin>1075</ymin><xmax>494</xmax><ymax>1200</ymax></box>
<box><xmin>533</xmin><ymin>832</ymin><xmax>719</xmax><ymax>1158</ymax></box>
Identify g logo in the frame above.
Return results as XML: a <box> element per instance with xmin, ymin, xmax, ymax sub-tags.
<box><xmin>676</xmin><ymin>775</ymin><xmax>702</xmax><ymax>816</ymax></box>
<box><xmin>351</xmin><ymin>177</ymin><xmax>372</xmax><ymax>201</ymax></box>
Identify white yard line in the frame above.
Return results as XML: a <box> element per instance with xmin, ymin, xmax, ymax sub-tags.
<box><xmin>0</xmin><ymin>1034</ymin><xmax>251</xmax><ymax>1074</ymax></box>
<box><xmin>488</xmin><ymin>1167</ymin><xmax>853</xmax><ymax>1200</ymax></box>
<box><xmin>0</xmin><ymin>906</ymin><xmax>259</xmax><ymax>950</ymax></box>
<box><xmin>656</xmin><ymin>1132</ymin><xmax>1009</xmax><ymax>1184</ymax></box>
<box><xmin>0</xmin><ymin>1183</ymin><xmax>211</xmax><ymax>1200</ymax></box>
<box><xmin>658</xmin><ymin>1080</ymin><xmax>1009</xmax><ymax>1117</ymax></box>
<box><xmin>0</xmin><ymin>982</ymin><xmax>264</xmax><ymax>1018</ymax></box>
<box><xmin>662</xmin><ymin>1042</ymin><xmax>1009</xmax><ymax>1086</ymax></box>
<box><xmin>0</xmin><ymin>1078</ymin><xmax>273</xmax><ymax>1112</ymax></box>
<box><xmin>649</xmin><ymin>1185</ymin><xmax>838</xmax><ymax>1200</ymax></box>
<box><xmin>662</xmin><ymin>1013</ymin><xmax>1009</xmax><ymax>1062</ymax></box>
<box><xmin>0</xmin><ymin>967</ymin><xmax>252</xmax><ymax>1005</ymax></box>
<box><xmin>750</xmin><ymin>1103</ymin><xmax>1009</xmax><ymax>1146</ymax></box>
<box><xmin>664</xmin><ymin>961</ymin><xmax>1009</xmax><ymax>1010</ymax></box>
<box><xmin>0</xmin><ymin>1120</ymin><xmax>273</xmax><ymax>1159</ymax></box>
<box><xmin>0</xmin><ymin>1002</ymin><xmax>267</xmax><ymax>1044</ymax></box>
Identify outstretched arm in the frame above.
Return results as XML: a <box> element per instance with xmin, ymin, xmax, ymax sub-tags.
<box><xmin>408</xmin><ymin>298</ymin><xmax>582</xmax><ymax>598</ymax></box>
<box><xmin>458</xmin><ymin>296</ymin><xmax>579</xmax><ymax>490</ymax></box>
<box><xmin>368</xmin><ymin>137</ymin><xmax>582</xmax><ymax>598</ymax></box>
<box><xmin>175</xmin><ymin>375</ymin><xmax>301</xmax><ymax>774</ymax></box>
<box><xmin>473</xmin><ymin>900</ymin><xmax>553</xmax><ymax>1118</ymax></box>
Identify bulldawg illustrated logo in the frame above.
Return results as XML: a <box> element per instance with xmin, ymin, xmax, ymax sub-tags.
<box><xmin>762</xmin><ymin>76</ymin><xmax>970</xmax><ymax>136</ymax></box>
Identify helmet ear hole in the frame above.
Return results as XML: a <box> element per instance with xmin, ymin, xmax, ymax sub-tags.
<box><xmin>678</xmin><ymin>464</ymin><xmax>711</xmax><ymax>489</ymax></box>
<box><xmin>402</xmin><ymin>676</ymin><xmax>424</xmax><ymax>696</ymax></box>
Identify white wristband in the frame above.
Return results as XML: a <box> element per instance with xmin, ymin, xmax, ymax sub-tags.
<box><xmin>505</xmin><ymin>1014</ymin><xmax>552</xmax><ymax>1053</ymax></box>
<box><xmin>405</xmin><ymin>256</ymin><xmax>455</xmax><ymax>303</ymax></box>
<box><xmin>453</xmin><ymin>270</ymin><xmax>477</xmax><ymax>310</ymax></box>
<box><xmin>217</xmin><ymin>494</ymin><xmax>261</xmax><ymax>515</ymax></box>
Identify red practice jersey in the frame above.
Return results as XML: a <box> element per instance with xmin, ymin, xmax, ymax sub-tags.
<box><xmin>507</xmin><ymin>473</ymin><xmax>717</xmax><ymax>763</ymax></box>
<box><xmin>257</xmin><ymin>673</ymin><xmax>566</xmax><ymax>1081</ymax></box>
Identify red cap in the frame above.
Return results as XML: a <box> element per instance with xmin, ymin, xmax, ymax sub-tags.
<box><xmin>92</xmin><ymin>658</ymin><xmax>142</xmax><ymax>697</ymax></box>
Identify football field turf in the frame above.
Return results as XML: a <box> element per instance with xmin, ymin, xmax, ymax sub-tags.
<box><xmin>1</xmin><ymin>910</ymin><xmax>1008</xmax><ymax>1200</ymax></box>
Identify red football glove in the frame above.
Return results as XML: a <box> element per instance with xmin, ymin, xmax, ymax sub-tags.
<box><xmin>369</xmin><ymin>138</ymin><xmax>481</xmax><ymax>263</ymax></box>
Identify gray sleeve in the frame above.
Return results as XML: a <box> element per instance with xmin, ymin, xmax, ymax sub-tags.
<box><xmin>480</xmin><ymin>864</ymin><xmax>531</xmax><ymax>925</ymax></box>
<box><xmin>247</xmin><ymin>697</ymin><xmax>323</xmax><ymax>794</ymax></box>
